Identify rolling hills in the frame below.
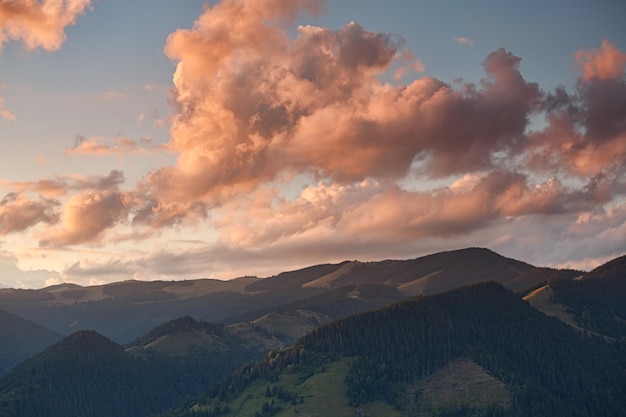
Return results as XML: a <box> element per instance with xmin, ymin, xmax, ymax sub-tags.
<box><xmin>0</xmin><ymin>248</ymin><xmax>576</xmax><ymax>344</ymax></box>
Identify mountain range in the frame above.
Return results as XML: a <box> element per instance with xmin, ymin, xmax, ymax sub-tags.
<box><xmin>0</xmin><ymin>247</ymin><xmax>623</xmax><ymax>417</ymax></box>
<box><xmin>0</xmin><ymin>248</ymin><xmax>578</xmax><ymax>344</ymax></box>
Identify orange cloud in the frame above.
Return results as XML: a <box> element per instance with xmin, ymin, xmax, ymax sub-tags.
<box><xmin>0</xmin><ymin>94</ymin><xmax>16</xmax><ymax>121</ymax></box>
<box><xmin>40</xmin><ymin>190</ymin><xmax>130</xmax><ymax>246</ymax></box>
<box><xmin>141</xmin><ymin>0</ymin><xmax>540</xmax><ymax>229</ymax></box>
<box><xmin>0</xmin><ymin>0</ymin><xmax>91</xmax><ymax>53</ymax></box>
<box><xmin>529</xmin><ymin>42</ymin><xmax>626</xmax><ymax>177</ymax></box>
<box><xmin>65</xmin><ymin>136</ymin><xmax>163</xmax><ymax>156</ymax></box>
<box><xmin>0</xmin><ymin>193</ymin><xmax>59</xmax><ymax>235</ymax></box>
<box><xmin>575</xmin><ymin>40</ymin><xmax>626</xmax><ymax>81</ymax></box>
<box><xmin>212</xmin><ymin>171</ymin><xmax>609</xmax><ymax>250</ymax></box>
<box><xmin>1</xmin><ymin>170</ymin><xmax>125</xmax><ymax>198</ymax></box>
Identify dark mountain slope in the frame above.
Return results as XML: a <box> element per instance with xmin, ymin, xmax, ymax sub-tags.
<box><xmin>0</xmin><ymin>330</ymin><xmax>182</xmax><ymax>417</ymax></box>
<box><xmin>0</xmin><ymin>308</ymin><xmax>332</xmax><ymax>417</ymax></box>
<box><xmin>548</xmin><ymin>254</ymin><xmax>626</xmax><ymax>340</ymax></box>
<box><xmin>175</xmin><ymin>282</ymin><xmax>626</xmax><ymax>417</ymax></box>
<box><xmin>126</xmin><ymin>316</ymin><xmax>262</xmax><ymax>395</ymax></box>
<box><xmin>0</xmin><ymin>308</ymin><xmax>62</xmax><ymax>376</ymax></box>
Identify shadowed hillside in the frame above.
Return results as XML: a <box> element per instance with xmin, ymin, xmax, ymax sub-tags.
<box><xmin>165</xmin><ymin>282</ymin><xmax>626</xmax><ymax>417</ymax></box>
<box><xmin>0</xmin><ymin>309</ymin><xmax>62</xmax><ymax>376</ymax></box>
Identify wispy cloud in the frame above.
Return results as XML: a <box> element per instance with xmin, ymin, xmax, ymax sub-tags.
<box><xmin>0</xmin><ymin>90</ymin><xmax>16</xmax><ymax>121</ymax></box>
<box><xmin>65</xmin><ymin>135</ymin><xmax>166</xmax><ymax>156</ymax></box>
<box><xmin>453</xmin><ymin>36</ymin><xmax>474</xmax><ymax>47</ymax></box>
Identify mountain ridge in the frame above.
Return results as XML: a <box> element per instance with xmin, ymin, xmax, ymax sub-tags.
<box><xmin>0</xmin><ymin>247</ymin><xmax>584</xmax><ymax>343</ymax></box>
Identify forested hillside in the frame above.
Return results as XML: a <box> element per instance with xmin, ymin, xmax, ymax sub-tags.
<box><xmin>0</xmin><ymin>331</ymin><xmax>180</xmax><ymax>417</ymax></box>
<box><xmin>549</xmin><ymin>255</ymin><xmax>626</xmax><ymax>340</ymax></box>
<box><xmin>0</xmin><ymin>309</ymin><xmax>61</xmax><ymax>376</ymax></box>
<box><xmin>168</xmin><ymin>282</ymin><xmax>626</xmax><ymax>417</ymax></box>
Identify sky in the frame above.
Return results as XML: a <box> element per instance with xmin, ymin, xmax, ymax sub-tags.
<box><xmin>0</xmin><ymin>0</ymin><xmax>625</xmax><ymax>289</ymax></box>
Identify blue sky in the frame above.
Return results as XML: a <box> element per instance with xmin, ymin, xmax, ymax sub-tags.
<box><xmin>0</xmin><ymin>0</ymin><xmax>625</xmax><ymax>288</ymax></box>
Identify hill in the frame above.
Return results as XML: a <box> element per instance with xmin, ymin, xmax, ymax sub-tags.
<box><xmin>524</xmin><ymin>254</ymin><xmax>626</xmax><ymax>340</ymax></box>
<box><xmin>0</xmin><ymin>308</ymin><xmax>332</xmax><ymax>417</ymax></box>
<box><xmin>164</xmin><ymin>282</ymin><xmax>626</xmax><ymax>417</ymax></box>
<box><xmin>0</xmin><ymin>248</ymin><xmax>574</xmax><ymax>343</ymax></box>
<box><xmin>0</xmin><ymin>330</ymin><xmax>183</xmax><ymax>417</ymax></box>
<box><xmin>0</xmin><ymin>308</ymin><xmax>62</xmax><ymax>376</ymax></box>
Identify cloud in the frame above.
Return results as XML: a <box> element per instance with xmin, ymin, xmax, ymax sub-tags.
<box><xmin>1</xmin><ymin>170</ymin><xmax>125</xmax><ymax>198</ymax></box>
<box><xmin>575</xmin><ymin>40</ymin><xmax>626</xmax><ymax>81</ymax></box>
<box><xmin>0</xmin><ymin>193</ymin><xmax>59</xmax><ymax>235</ymax></box>
<box><xmin>40</xmin><ymin>189</ymin><xmax>131</xmax><ymax>246</ymax></box>
<box><xmin>0</xmin><ymin>96</ymin><xmax>16</xmax><ymax>120</ymax></box>
<box><xmin>139</xmin><ymin>0</ymin><xmax>540</xmax><ymax>228</ymax></box>
<box><xmin>0</xmin><ymin>250</ymin><xmax>60</xmax><ymax>289</ymax></box>
<box><xmin>0</xmin><ymin>0</ymin><xmax>91</xmax><ymax>53</ymax></box>
<box><xmin>453</xmin><ymin>36</ymin><xmax>474</xmax><ymax>47</ymax></box>
<box><xmin>0</xmin><ymin>171</ymin><xmax>128</xmax><ymax>242</ymax></box>
<box><xmin>65</xmin><ymin>135</ymin><xmax>165</xmax><ymax>156</ymax></box>
<box><xmin>213</xmin><ymin>171</ymin><xmax>610</xmax><ymax>251</ymax></box>
<box><xmin>528</xmin><ymin>41</ymin><xmax>626</xmax><ymax>177</ymax></box>
<box><xmin>100</xmin><ymin>91</ymin><xmax>127</xmax><ymax>100</ymax></box>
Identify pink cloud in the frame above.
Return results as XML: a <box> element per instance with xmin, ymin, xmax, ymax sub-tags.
<box><xmin>65</xmin><ymin>136</ymin><xmax>164</xmax><ymax>156</ymax></box>
<box><xmin>40</xmin><ymin>190</ymin><xmax>130</xmax><ymax>246</ymax></box>
<box><xmin>212</xmin><ymin>171</ymin><xmax>609</xmax><ymax>251</ymax></box>
<box><xmin>575</xmin><ymin>40</ymin><xmax>626</xmax><ymax>82</ymax></box>
<box><xmin>0</xmin><ymin>0</ymin><xmax>91</xmax><ymax>53</ymax></box>
<box><xmin>0</xmin><ymin>193</ymin><xmax>59</xmax><ymax>235</ymax></box>
<box><xmin>528</xmin><ymin>41</ymin><xmax>626</xmax><ymax>177</ymax></box>
<box><xmin>1</xmin><ymin>170</ymin><xmax>125</xmax><ymax>198</ymax></box>
<box><xmin>141</xmin><ymin>0</ymin><xmax>541</xmax><ymax>228</ymax></box>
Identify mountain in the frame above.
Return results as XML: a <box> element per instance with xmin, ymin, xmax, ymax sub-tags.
<box><xmin>0</xmin><ymin>330</ymin><xmax>184</xmax><ymax>417</ymax></box>
<box><xmin>0</xmin><ymin>308</ymin><xmax>332</xmax><ymax>417</ymax></box>
<box><xmin>0</xmin><ymin>248</ymin><xmax>573</xmax><ymax>343</ymax></box>
<box><xmin>164</xmin><ymin>282</ymin><xmax>626</xmax><ymax>417</ymax></box>
<box><xmin>0</xmin><ymin>308</ymin><xmax>62</xmax><ymax>376</ymax></box>
<box><xmin>244</xmin><ymin>247</ymin><xmax>538</xmax><ymax>294</ymax></box>
<box><xmin>525</xmin><ymin>254</ymin><xmax>626</xmax><ymax>340</ymax></box>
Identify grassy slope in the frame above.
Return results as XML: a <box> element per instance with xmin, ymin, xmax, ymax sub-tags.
<box><xmin>194</xmin><ymin>357</ymin><xmax>511</xmax><ymax>417</ymax></box>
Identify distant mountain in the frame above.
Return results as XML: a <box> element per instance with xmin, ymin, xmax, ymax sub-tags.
<box><xmin>0</xmin><ymin>308</ymin><xmax>62</xmax><ymax>376</ymax></box>
<box><xmin>245</xmin><ymin>247</ymin><xmax>539</xmax><ymax>294</ymax></box>
<box><xmin>165</xmin><ymin>282</ymin><xmax>626</xmax><ymax>417</ymax></box>
<box><xmin>0</xmin><ymin>248</ymin><xmax>573</xmax><ymax>343</ymax></box>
